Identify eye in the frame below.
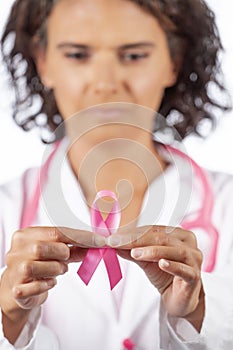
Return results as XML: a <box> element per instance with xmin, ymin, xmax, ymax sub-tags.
<box><xmin>120</xmin><ymin>52</ymin><xmax>149</xmax><ymax>62</ymax></box>
<box><xmin>64</xmin><ymin>51</ymin><xmax>90</xmax><ymax>61</ymax></box>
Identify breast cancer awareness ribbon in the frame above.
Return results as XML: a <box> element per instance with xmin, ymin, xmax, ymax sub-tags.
<box><xmin>77</xmin><ymin>190</ymin><xmax>123</xmax><ymax>290</ymax></box>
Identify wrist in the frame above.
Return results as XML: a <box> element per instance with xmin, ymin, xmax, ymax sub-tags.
<box><xmin>0</xmin><ymin>293</ymin><xmax>31</xmax><ymax>345</ymax></box>
<box><xmin>0</xmin><ymin>273</ymin><xmax>31</xmax><ymax>344</ymax></box>
<box><xmin>183</xmin><ymin>284</ymin><xmax>205</xmax><ymax>332</ymax></box>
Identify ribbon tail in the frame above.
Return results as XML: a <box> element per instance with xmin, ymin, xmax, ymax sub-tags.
<box><xmin>77</xmin><ymin>248</ymin><xmax>104</xmax><ymax>285</ymax></box>
<box><xmin>103</xmin><ymin>248</ymin><xmax>122</xmax><ymax>290</ymax></box>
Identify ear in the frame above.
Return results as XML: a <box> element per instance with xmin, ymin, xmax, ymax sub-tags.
<box><xmin>32</xmin><ymin>41</ymin><xmax>54</xmax><ymax>89</ymax></box>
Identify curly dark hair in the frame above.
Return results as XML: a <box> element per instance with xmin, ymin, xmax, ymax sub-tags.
<box><xmin>1</xmin><ymin>0</ymin><xmax>231</xmax><ymax>142</ymax></box>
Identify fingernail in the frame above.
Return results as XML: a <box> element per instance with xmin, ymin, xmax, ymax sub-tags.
<box><xmin>47</xmin><ymin>279</ymin><xmax>57</xmax><ymax>287</ymax></box>
<box><xmin>159</xmin><ymin>259</ymin><xmax>170</xmax><ymax>268</ymax></box>
<box><xmin>94</xmin><ymin>235</ymin><xmax>106</xmax><ymax>247</ymax></box>
<box><xmin>106</xmin><ymin>235</ymin><xmax>121</xmax><ymax>247</ymax></box>
<box><xmin>61</xmin><ymin>264</ymin><xmax>68</xmax><ymax>274</ymax></box>
<box><xmin>131</xmin><ymin>248</ymin><xmax>143</xmax><ymax>259</ymax></box>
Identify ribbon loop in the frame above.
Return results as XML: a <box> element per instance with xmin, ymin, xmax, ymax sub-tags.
<box><xmin>77</xmin><ymin>190</ymin><xmax>122</xmax><ymax>290</ymax></box>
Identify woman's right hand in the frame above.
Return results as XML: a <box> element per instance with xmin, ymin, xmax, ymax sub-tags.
<box><xmin>0</xmin><ymin>226</ymin><xmax>105</xmax><ymax>343</ymax></box>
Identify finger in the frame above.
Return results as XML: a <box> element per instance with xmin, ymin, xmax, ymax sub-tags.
<box><xmin>57</xmin><ymin>227</ymin><xmax>106</xmax><ymax>247</ymax></box>
<box><xmin>169</xmin><ymin>228</ymin><xmax>198</xmax><ymax>247</ymax></box>
<box><xmin>117</xmin><ymin>249</ymin><xmax>134</xmax><ymax>262</ymax></box>
<box><xmin>28</xmin><ymin>242</ymin><xmax>70</xmax><ymax>261</ymax></box>
<box><xmin>130</xmin><ymin>245</ymin><xmax>201</xmax><ymax>266</ymax></box>
<box><xmin>67</xmin><ymin>246</ymin><xmax>88</xmax><ymax>263</ymax></box>
<box><xmin>158</xmin><ymin>259</ymin><xmax>201</xmax><ymax>284</ymax></box>
<box><xmin>13</xmin><ymin>279</ymin><xmax>57</xmax><ymax>299</ymax></box>
<box><xmin>13</xmin><ymin>227</ymin><xmax>106</xmax><ymax>247</ymax></box>
<box><xmin>18</xmin><ymin>261</ymin><xmax>68</xmax><ymax>282</ymax></box>
<box><xmin>106</xmin><ymin>226</ymin><xmax>183</xmax><ymax>248</ymax></box>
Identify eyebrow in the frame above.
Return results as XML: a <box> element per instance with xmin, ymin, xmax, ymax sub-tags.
<box><xmin>56</xmin><ymin>42</ymin><xmax>155</xmax><ymax>50</ymax></box>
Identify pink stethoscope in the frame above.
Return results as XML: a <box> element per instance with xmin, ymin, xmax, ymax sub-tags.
<box><xmin>19</xmin><ymin>139</ymin><xmax>219</xmax><ymax>350</ymax></box>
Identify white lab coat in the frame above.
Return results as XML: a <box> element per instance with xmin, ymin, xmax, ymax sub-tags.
<box><xmin>1</xmin><ymin>139</ymin><xmax>233</xmax><ymax>350</ymax></box>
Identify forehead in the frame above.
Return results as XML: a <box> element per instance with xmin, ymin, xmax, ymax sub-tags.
<box><xmin>48</xmin><ymin>0</ymin><xmax>164</xmax><ymax>44</ymax></box>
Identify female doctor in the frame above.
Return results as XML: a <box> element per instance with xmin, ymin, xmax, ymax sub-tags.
<box><xmin>1</xmin><ymin>0</ymin><xmax>233</xmax><ymax>349</ymax></box>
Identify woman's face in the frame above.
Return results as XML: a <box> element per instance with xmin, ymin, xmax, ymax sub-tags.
<box><xmin>37</xmin><ymin>0</ymin><xmax>178</xmax><ymax>120</ymax></box>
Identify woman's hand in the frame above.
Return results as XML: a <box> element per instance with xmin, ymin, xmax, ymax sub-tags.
<box><xmin>107</xmin><ymin>225</ymin><xmax>204</xmax><ymax>331</ymax></box>
<box><xmin>0</xmin><ymin>226</ymin><xmax>105</xmax><ymax>343</ymax></box>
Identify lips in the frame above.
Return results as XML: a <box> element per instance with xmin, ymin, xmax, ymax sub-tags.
<box><xmin>89</xmin><ymin>107</ymin><xmax>127</xmax><ymax>119</ymax></box>
<box><xmin>84</xmin><ymin>104</ymin><xmax>134</xmax><ymax>122</ymax></box>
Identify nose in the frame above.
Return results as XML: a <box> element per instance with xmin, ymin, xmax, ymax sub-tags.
<box><xmin>91</xmin><ymin>56</ymin><xmax>119</xmax><ymax>96</ymax></box>
<box><xmin>94</xmin><ymin>78</ymin><xmax>117</xmax><ymax>95</ymax></box>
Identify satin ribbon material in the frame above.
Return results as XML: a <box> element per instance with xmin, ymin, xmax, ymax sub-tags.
<box><xmin>77</xmin><ymin>190</ymin><xmax>123</xmax><ymax>290</ymax></box>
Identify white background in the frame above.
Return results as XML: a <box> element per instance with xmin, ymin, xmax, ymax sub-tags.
<box><xmin>0</xmin><ymin>0</ymin><xmax>233</xmax><ymax>184</ymax></box>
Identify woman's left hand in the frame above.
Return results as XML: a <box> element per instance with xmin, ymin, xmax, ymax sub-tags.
<box><xmin>106</xmin><ymin>225</ymin><xmax>204</xmax><ymax>331</ymax></box>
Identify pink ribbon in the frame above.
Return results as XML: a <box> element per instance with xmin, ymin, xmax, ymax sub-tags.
<box><xmin>77</xmin><ymin>190</ymin><xmax>122</xmax><ymax>290</ymax></box>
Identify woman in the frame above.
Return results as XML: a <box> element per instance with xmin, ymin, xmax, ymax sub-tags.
<box><xmin>0</xmin><ymin>0</ymin><xmax>233</xmax><ymax>349</ymax></box>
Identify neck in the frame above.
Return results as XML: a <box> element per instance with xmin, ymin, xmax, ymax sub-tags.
<box><xmin>67</xmin><ymin>132</ymin><xmax>167</xmax><ymax>207</ymax></box>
